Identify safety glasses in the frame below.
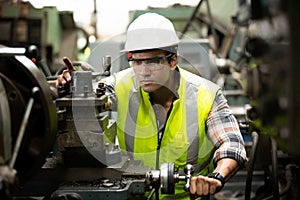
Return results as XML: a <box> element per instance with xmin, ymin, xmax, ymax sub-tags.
<box><xmin>128</xmin><ymin>53</ymin><xmax>173</xmax><ymax>71</ymax></box>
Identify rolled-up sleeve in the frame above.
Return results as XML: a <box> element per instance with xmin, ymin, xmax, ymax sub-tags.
<box><xmin>206</xmin><ymin>90</ymin><xmax>247</xmax><ymax>167</ymax></box>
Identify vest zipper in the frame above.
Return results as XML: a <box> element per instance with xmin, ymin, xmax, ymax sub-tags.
<box><xmin>155</xmin><ymin>97</ymin><xmax>175</xmax><ymax>170</ymax></box>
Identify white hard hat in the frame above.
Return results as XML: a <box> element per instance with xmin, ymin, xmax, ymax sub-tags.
<box><xmin>122</xmin><ymin>12</ymin><xmax>180</xmax><ymax>52</ymax></box>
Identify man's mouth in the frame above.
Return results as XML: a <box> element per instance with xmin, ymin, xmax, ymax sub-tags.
<box><xmin>140</xmin><ymin>80</ymin><xmax>155</xmax><ymax>85</ymax></box>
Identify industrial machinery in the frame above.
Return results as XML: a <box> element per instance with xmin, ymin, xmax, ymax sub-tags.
<box><xmin>0</xmin><ymin>1</ymin><xmax>90</xmax><ymax>75</ymax></box>
<box><xmin>0</xmin><ymin>46</ymin><xmax>197</xmax><ymax>200</ymax></box>
<box><xmin>176</xmin><ymin>0</ymin><xmax>300</xmax><ymax>199</ymax></box>
<box><xmin>1</xmin><ymin>0</ymin><xmax>300</xmax><ymax>199</ymax></box>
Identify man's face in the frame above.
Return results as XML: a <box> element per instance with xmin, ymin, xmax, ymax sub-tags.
<box><xmin>130</xmin><ymin>49</ymin><xmax>176</xmax><ymax>93</ymax></box>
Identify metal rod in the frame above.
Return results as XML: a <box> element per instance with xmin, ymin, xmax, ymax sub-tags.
<box><xmin>245</xmin><ymin>131</ymin><xmax>259</xmax><ymax>200</ymax></box>
<box><xmin>93</xmin><ymin>0</ymin><xmax>98</xmax><ymax>39</ymax></box>
<box><xmin>180</xmin><ymin>0</ymin><xmax>204</xmax><ymax>39</ymax></box>
<box><xmin>147</xmin><ymin>188</ymin><xmax>156</xmax><ymax>200</ymax></box>
<box><xmin>271</xmin><ymin>137</ymin><xmax>279</xmax><ymax>199</ymax></box>
<box><xmin>9</xmin><ymin>87</ymin><xmax>39</xmax><ymax>168</ymax></box>
<box><xmin>205</xmin><ymin>0</ymin><xmax>219</xmax><ymax>48</ymax></box>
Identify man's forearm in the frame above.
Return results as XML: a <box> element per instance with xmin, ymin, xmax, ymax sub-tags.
<box><xmin>213</xmin><ymin>158</ymin><xmax>239</xmax><ymax>182</ymax></box>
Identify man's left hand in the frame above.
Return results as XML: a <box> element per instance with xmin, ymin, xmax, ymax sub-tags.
<box><xmin>189</xmin><ymin>175</ymin><xmax>223</xmax><ymax>199</ymax></box>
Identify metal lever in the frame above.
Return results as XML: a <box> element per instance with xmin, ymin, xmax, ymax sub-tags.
<box><xmin>102</xmin><ymin>55</ymin><xmax>111</xmax><ymax>76</ymax></box>
<box><xmin>184</xmin><ymin>164</ymin><xmax>194</xmax><ymax>192</ymax></box>
<box><xmin>9</xmin><ymin>87</ymin><xmax>39</xmax><ymax>168</ymax></box>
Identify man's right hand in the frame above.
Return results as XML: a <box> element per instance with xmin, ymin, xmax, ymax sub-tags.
<box><xmin>55</xmin><ymin>57</ymin><xmax>76</xmax><ymax>88</ymax></box>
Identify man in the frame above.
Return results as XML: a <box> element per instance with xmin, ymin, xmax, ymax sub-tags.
<box><xmin>57</xmin><ymin>13</ymin><xmax>247</xmax><ymax>199</ymax></box>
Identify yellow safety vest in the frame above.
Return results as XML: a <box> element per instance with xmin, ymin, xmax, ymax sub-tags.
<box><xmin>115</xmin><ymin>67</ymin><xmax>220</xmax><ymax>199</ymax></box>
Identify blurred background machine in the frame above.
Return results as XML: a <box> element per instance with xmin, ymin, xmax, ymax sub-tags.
<box><xmin>1</xmin><ymin>0</ymin><xmax>300</xmax><ymax>199</ymax></box>
<box><xmin>0</xmin><ymin>1</ymin><xmax>90</xmax><ymax>75</ymax></box>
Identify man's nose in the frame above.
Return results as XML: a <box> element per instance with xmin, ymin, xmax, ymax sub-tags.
<box><xmin>138</xmin><ymin>64</ymin><xmax>151</xmax><ymax>75</ymax></box>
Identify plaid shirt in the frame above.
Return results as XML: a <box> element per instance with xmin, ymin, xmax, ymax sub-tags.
<box><xmin>207</xmin><ymin>90</ymin><xmax>247</xmax><ymax>166</ymax></box>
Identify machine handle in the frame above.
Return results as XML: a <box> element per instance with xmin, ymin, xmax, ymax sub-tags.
<box><xmin>184</xmin><ymin>164</ymin><xmax>194</xmax><ymax>192</ymax></box>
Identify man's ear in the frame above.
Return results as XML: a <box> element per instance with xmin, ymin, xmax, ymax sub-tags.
<box><xmin>170</xmin><ymin>54</ymin><xmax>178</xmax><ymax>70</ymax></box>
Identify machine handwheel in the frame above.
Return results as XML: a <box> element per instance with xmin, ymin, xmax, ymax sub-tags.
<box><xmin>0</xmin><ymin>49</ymin><xmax>57</xmax><ymax>184</ymax></box>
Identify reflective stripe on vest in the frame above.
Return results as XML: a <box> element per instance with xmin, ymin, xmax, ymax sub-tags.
<box><xmin>115</xmin><ymin>67</ymin><xmax>219</xmax><ymax>170</ymax></box>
